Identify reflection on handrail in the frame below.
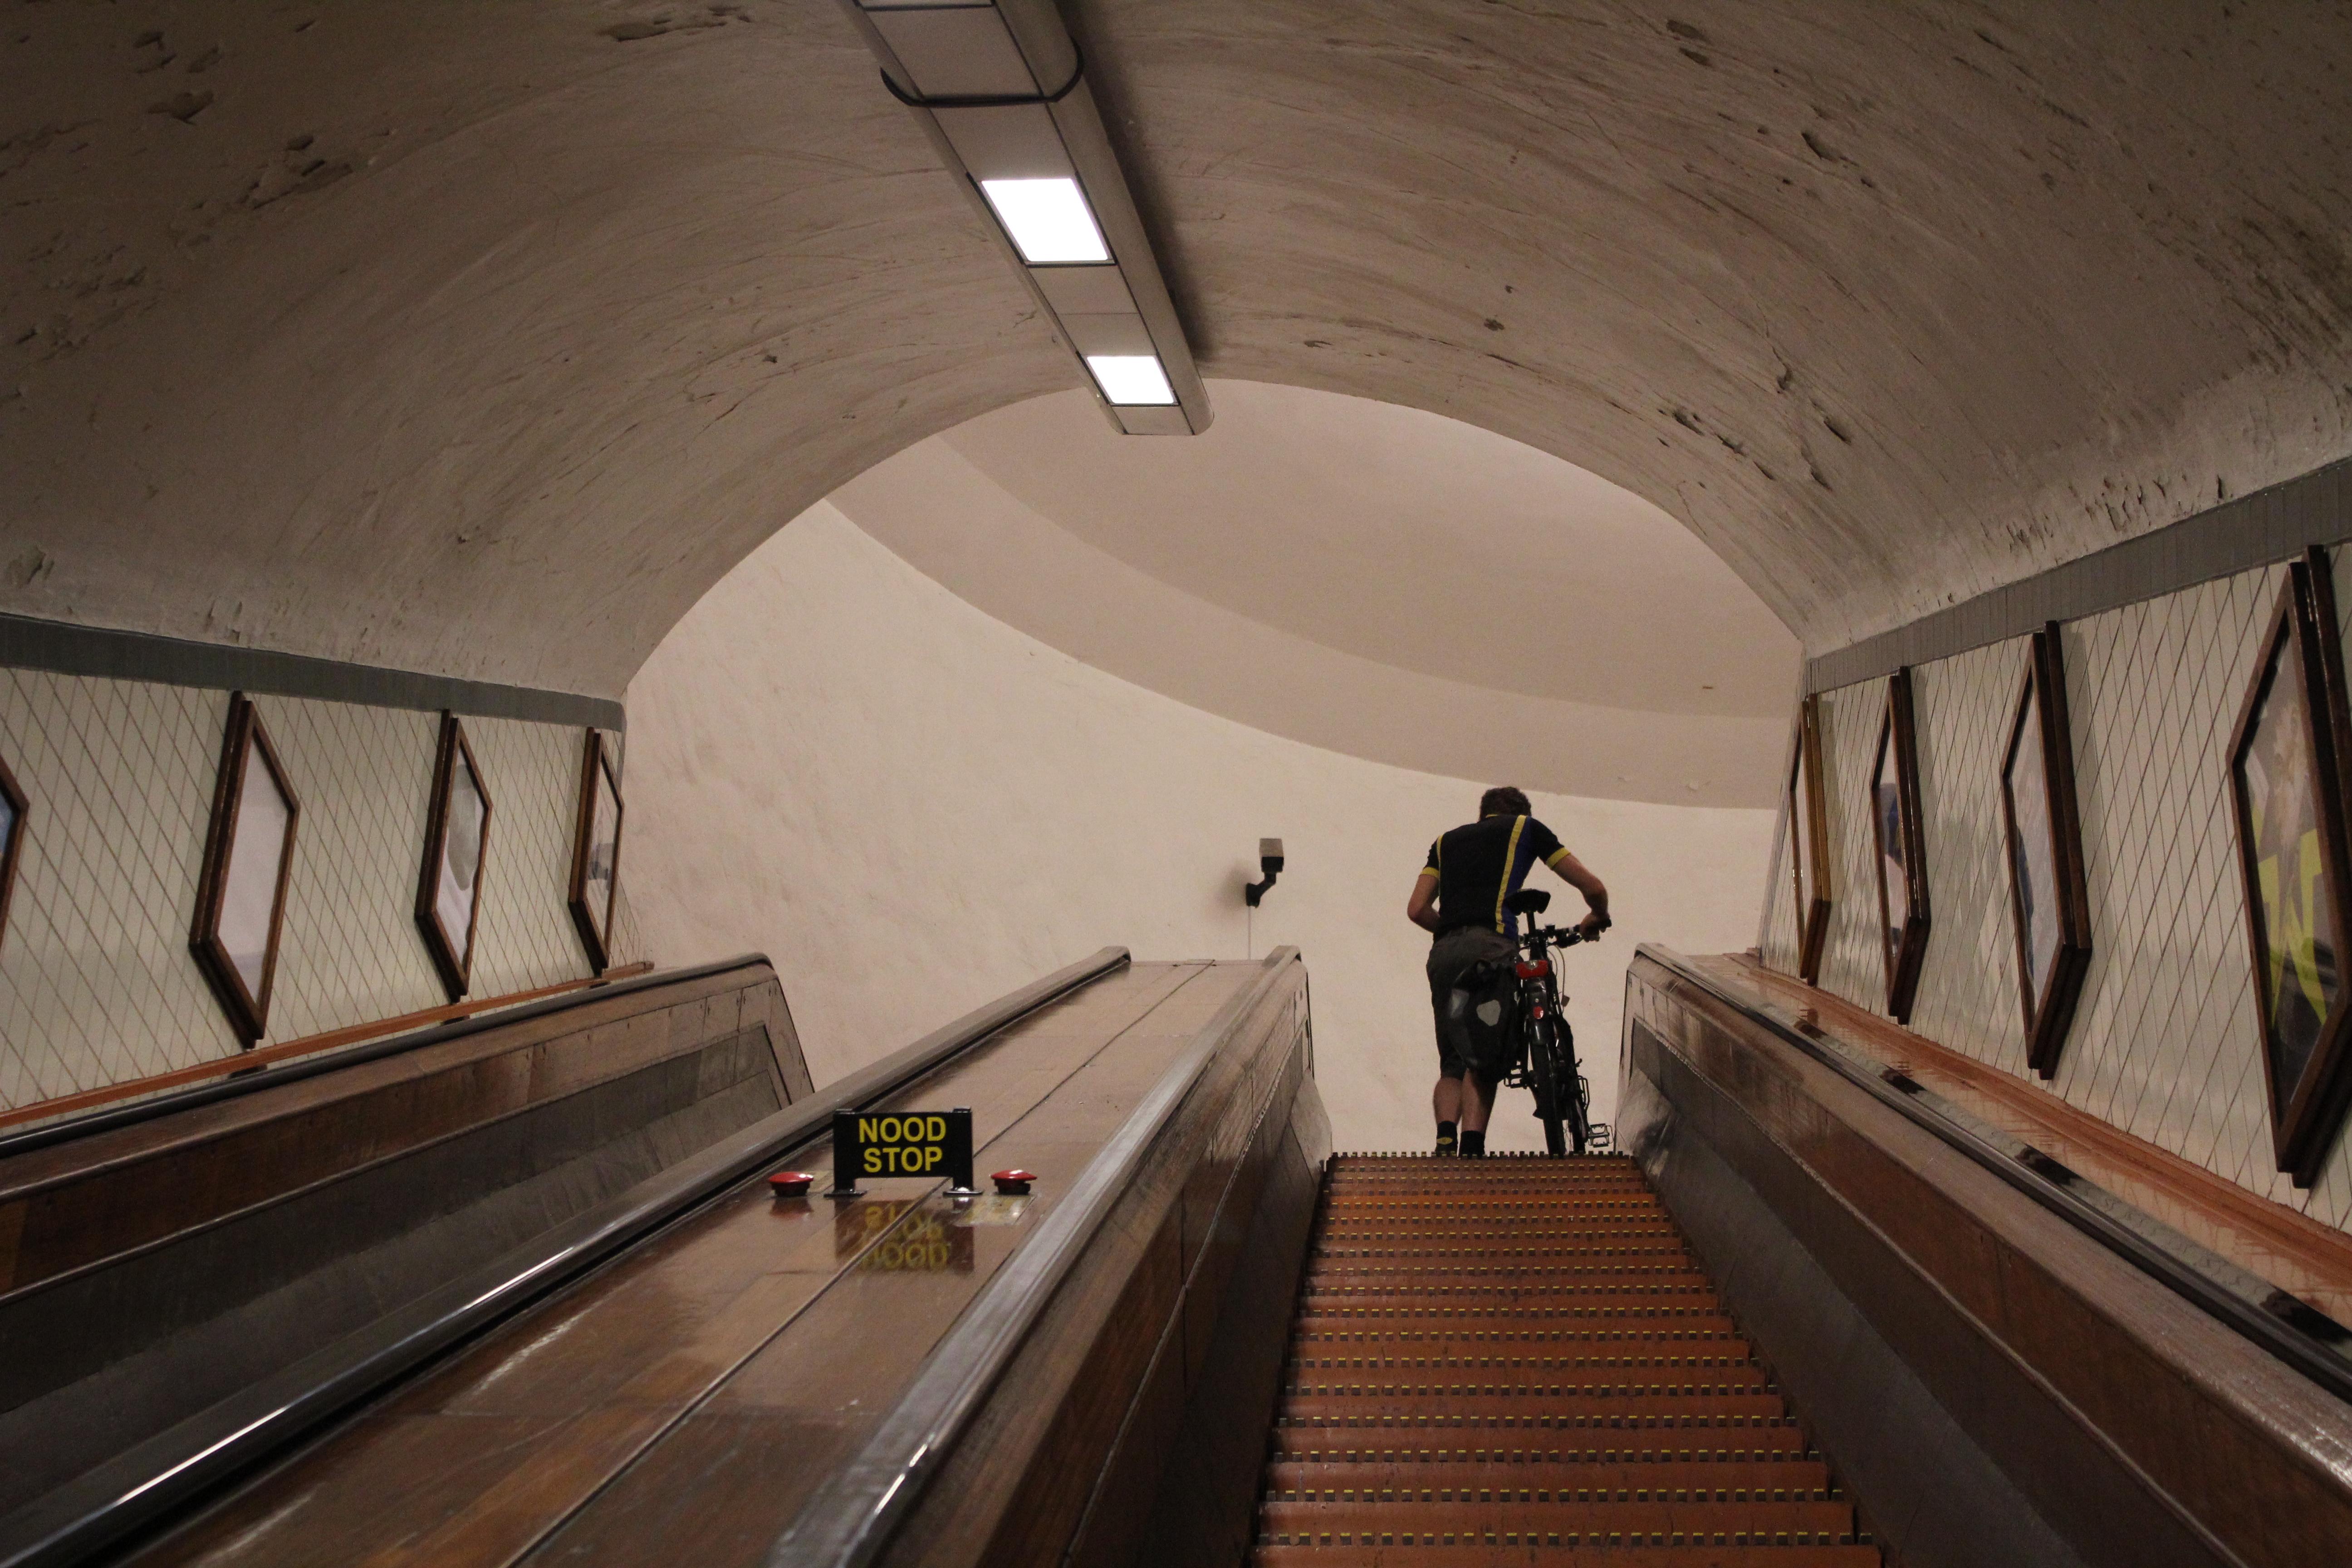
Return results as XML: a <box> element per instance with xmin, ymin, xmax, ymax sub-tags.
<box><xmin>768</xmin><ymin>949</ymin><xmax>1300</xmax><ymax>1568</ymax></box>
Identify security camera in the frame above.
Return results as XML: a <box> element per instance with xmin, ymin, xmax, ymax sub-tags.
<box><xmin>1245</xmin><ymin>838</ymin><xmax>1284</xmax><ymax>907</ymax></box>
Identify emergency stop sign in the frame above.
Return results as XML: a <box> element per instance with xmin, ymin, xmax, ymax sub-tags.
<box><xmin>830</xmin><ymin>1107</ymin><xmax>975</xmax><ymax>1196</ymax></box>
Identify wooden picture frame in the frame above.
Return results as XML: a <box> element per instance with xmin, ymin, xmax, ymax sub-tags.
<box><xmin>1872</xmin><ymin>667</ymin><xmax>1933</xmax><ymax>1023</ymax></box>
<box><xmin>191</xmin><ymin>693</ymin><xmax>301</xmax><ymax>1045</ymax></box>
<box><xmin>416</xmin><ymin>712</ymin><xmax>493</xmax><ymax>1000</ymax></box>
<box><xmin>1788</xmin><ymin>693</ymin><xmax>1833</xmax><ymax>983</ymax></box>
<box><xmin>567</xmin><ymin>728</ymin><xmax>625</xmax><ymax>974</ymax></box>
<box><xmin>0</xmin><ymin>752</ymin><xmax>26</xmax><ymax>955</ymax></box>
<box><xmin>2000</xmin><ymin>623</ymin><xmax>2093</xmax><ymax>1078</ymax></box>
<box><xmin>2227</xmin><ymin>548</ymin><xmax>2352</xmax><ymax>1186</ymax></box>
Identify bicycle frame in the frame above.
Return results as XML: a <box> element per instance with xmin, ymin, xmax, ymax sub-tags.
<box><xmin>1501</xmin><ymin>919</ymin><xmax>1607</xmax><ymax>1155</ymax></box>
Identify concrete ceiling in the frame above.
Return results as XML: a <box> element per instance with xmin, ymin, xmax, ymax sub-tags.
<box><xmin>831</xmin><ymin>381</ymin><xmax>1797</xmax><ymax>804</ymax></box>
<box><xmin>3</xmin><ymin>3</ymin><xmax>2348</xmax><ymax>700</ymax></box>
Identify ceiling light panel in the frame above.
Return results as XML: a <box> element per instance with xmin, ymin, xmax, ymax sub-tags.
<box><xmin>1030</xmin><ymin>265</ymin><xmax>1138</xmax><ymax>317</ymax></box>
<box><xmin>929</xmin><ymin>103</ymin><xmax>1075</xmax><ymax>181</ymax></box>
<box><xmin>1059</xmin><ymin>312</ymin><xmax>1153</xmax><ymax>356</ymax></box>
<box><xmin>1085</xmin><ymin>355</ymin><xmax>1176</xmax><ymax>407</ymax></box>
<box><xmin>843</xmin><ymin>0</ymin><xmax>1208</xmax><ymax>434</ymax></box>
<box><xmin>860</xmin><ymin>4</ymin><xmax>1036</xmax><ymax>100</ymax></box>
<box><xmin>979</xmin><ymin>178</ymin><xmax>1110</xmax><ymax>265</ymax></box>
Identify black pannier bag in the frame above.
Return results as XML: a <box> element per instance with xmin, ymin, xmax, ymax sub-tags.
<box><xmin>1444</xmin><ymin>957</ymin><xmax>1520</xmax><ymax>1082</ymax></box>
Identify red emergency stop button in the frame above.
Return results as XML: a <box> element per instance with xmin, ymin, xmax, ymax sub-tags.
<box><xmin>991</xmin><ymin>1169</ymin><xmax>1035</xmax><ymax>1196</ymax></box>
<box><xmin>767</xmin><ymin>1171</ymin><xmax>815</xmax><ymax>1198</ymax></box>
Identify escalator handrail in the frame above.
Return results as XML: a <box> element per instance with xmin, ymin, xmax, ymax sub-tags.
<box><xmin>1635</xmin><ymin>944</ymin><xmax>2352</xmax><ymax>1408</ymax></box>
<box><xmin>0</xmin><ymin>953</ymin><xmax>780</xmax><ymax>1162</ymax></box>
<box><xmin>768</xmin><ymin>947</ymin><xmax>1303</xmax><ymax>1568</ymax></box>
<box><xmin>0</xmin><ymin>946</ymin><xmax>1132</xmax><ymax>1568</ymax></box>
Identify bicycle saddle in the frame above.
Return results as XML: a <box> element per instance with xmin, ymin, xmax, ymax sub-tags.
<box><xmin>1505</xmin><ymin>888</ymin><xmax>1551</xmax><ymax>915</ymax></box>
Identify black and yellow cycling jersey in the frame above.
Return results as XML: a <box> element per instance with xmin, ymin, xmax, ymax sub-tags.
<box><xmin>1420</xmin><ymin>813</ymin><xmax>1573</xmax><ymax>938</ymax></box>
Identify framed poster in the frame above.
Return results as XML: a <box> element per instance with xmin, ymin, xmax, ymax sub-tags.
<box><xmin>1788</xmin><ymin>693</ymin><xmax>1833</xmax><ymax>983</ymax></box>
<box><xmin>2228</xmin><ymin>548</ymin><xmax>2352</xmax><ymax>1186</ymax></box>
<box><xmin>1872</xmin><ymin>667</ymin><xmax>1932</xmax><ymax>1022</ymax></box>
<box><xmin>191</xmin><ymin>693</ymin><xmax>301</xmax><ymax>1044</ymax></box>
<box><xmin>416</xmin><ymin>712</ymin><xmax>493</xmax><ymax>1000</ymax></box>
<box><xmin>2000</xmin><ymin>623</ymin><xmax>2093</xmax><ymax>1077</ymax></box>
<box><xmin>568</xmin><ymin>728</ymin><xmax>624</xmax><ymax>974</ymax></box>
<box><xmin>0</xmin><ymin>753</ymin><xmax>25</xmax><ymax>954</ymax></box>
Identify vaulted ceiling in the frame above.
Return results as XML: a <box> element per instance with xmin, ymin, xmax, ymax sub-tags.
<box><xmin>4</xmin><ymin>2</ymin><xmax>2348</xmax><ymax>697</ymax></box>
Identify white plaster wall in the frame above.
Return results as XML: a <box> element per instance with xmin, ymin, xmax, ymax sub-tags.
<box><xmin>623</xmin><ymin>505</ymin><xmax>1774</xmax><ymax>1154</ymax></box>
<box><xmin>832</xmin><ymin>416</ymin><xmax>1793</xmax><ymax>808</ymax></box>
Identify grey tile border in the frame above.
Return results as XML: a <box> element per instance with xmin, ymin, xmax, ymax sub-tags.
<box><xmin>0</xmin><ymin>614</ymin><xmax>623</xmax><ymax>732</ymax></box>
<box><xmin>1809</xmin><ymin>455</ymin><xmax>2352</xmax><ymax>694</ymax></box>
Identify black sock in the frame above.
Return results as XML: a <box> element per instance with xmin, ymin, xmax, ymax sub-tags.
<box><xmin>1460</xmin><ymin>1129</ymin><xmax>1485</xmax><ymax>1158</ymax></box>
<box><xmin>1435</xmin><ymin>1120</ymin><xmax>1457</xmax><ymax>1154</ymax></box>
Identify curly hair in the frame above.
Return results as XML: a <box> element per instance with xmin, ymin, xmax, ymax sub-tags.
<box><xmin>1478</xmin><ymin>785</ymin><xmax>1531</xmax><ymax>818</ymax></box>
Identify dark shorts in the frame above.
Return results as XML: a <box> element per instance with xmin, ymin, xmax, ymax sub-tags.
<box><xmin>1427</xmin><ymin>926</ymin><xmax>1515</xmax><ymax>1079</ymax></box>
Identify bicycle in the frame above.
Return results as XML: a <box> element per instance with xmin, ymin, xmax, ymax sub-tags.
<box><xmin>1496</xmin><ymin>887</ymin><xmax>1611</xmax><ymax>1156</ymax></box>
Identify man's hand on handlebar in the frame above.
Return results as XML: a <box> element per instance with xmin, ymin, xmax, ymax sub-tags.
<box><xmin>1576</xmin><ymin>910</ymin><xmax>1612</xmax><ymax>940</ymax></box>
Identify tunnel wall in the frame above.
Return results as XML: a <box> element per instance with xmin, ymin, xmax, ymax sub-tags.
<box><xmin>0</xmin><ymin>669</ymin><xmax>648</xmax><ymax>1116</ymax></box>
<box><xmin>622</xmin><ymin>502</ymin><xmax>1774</xmax><ymax>1154</ymax></box>
<box><xmin>1761</xmin><ymin>544</ymin><xmax>2352</xmax><ymax>1232</ymax></box>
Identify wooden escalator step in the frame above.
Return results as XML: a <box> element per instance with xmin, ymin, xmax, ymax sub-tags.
<box><xmin>1247</xmin><ymin>1153</ymin><xmax>1878</xmax><ymax>1565</ymax></box>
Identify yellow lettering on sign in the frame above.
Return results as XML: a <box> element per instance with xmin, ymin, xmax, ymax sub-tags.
<box><xmin>863</xmin><ymin>1148</ymin><xmax>881</xmax><ymax>1174</ymax></box>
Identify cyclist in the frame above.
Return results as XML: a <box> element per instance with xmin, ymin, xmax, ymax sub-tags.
<box><xmin>1407</xmin><ymin>786</ymin><xmax>1609</xmax><ymax>1156</ymax></box>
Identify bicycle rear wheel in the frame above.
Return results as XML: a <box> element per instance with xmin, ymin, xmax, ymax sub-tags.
<box><xmin>1559</xmin><ymin>1027</ymin><xmax>1593</xmax><ymax>1156</ymax></box>
<box><xmin>1525</xmin><ymin>1014</ymin><xmax>1569</xmax><ymax>1157</ymax></box>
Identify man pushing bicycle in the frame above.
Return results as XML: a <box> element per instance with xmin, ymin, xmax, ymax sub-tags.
<box><xmin>1406</xmin><ymin>785</ymin><xmax>1609</xmax><ymax>1157</ymax></box>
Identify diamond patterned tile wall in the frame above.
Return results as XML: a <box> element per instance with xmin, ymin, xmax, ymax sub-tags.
<box><xmin>246</xmin><ymin>695</ymin><xmax>449</xmax><ymax>1045</ymax></box>
<box><xmin>0</xmin><ymin>672</ymin><xmax>634</xmax><ymax>1116</ymax></box>
<box><xmin>1760</xmin><ymin>561</ymin><xmax>2352</xmax><ymax>1233</ymax></box>
<box><xmin>466</xmin><ymin>717</ymin><xmax>606</xmax><ymax>998</ymax></box>
<box><xmin>1759</xmin><ymin>779</ymin><xmax>1799</xmax><ymax>975</ymax></box>
<box><xmin>0</xmin><ymin>673</ymin><xmax>238</xmax><ymax>1110</ymax></box>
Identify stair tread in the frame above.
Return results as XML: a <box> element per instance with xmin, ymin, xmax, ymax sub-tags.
<box><xmin>1249</xmin><ymin>1155</ymin><xmax>1876</xmax><ymax>1565</ymax></box>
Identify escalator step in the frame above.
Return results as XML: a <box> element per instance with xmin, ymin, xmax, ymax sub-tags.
<box><xmin>1247</xmin><ymin>1154</ymin><xmax>1879</xmax><ymax>1566</ymax></box>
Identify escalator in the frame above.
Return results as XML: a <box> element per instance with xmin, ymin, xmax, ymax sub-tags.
<box><xmin>12</xmin><ymin>937</ymin><xmax>2352</xmax><ymax>1568</ymax></box>
<box><xmin>0</xmin><ymin>944</ymin><xmax>1325</xmax><ymax>1568</ymax></box>
<box><xmin>1250</xmin><ymin>1153</ymin><xmax>1874</xmax><ymax>1562</ymax></box>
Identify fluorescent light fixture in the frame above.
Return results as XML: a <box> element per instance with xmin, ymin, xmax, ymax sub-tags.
<box><xmin>1085</xmin><ymin>354</ymin><xmax>1176</xmax><ymax>406</ymax></box>
<box><xmin>978</xmin><ymin>177</ymin><xmax>1110</xmax><ymax>265</ymax></box>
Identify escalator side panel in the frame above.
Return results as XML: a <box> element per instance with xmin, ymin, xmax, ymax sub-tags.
<box><xmin>0</xmin><ymin>1024</ymin><xmax>787</xmax><ymax>1518</ymax></box>
<box><xmin>0</xmin><ymin>962</ymin><xmax>801</xmax><ymax>1296</ymax></box>
<box><xmin>1050</xmin><ymin>1033</ymin><xmax>1322</xmax><ymax>1568</ymax></box>
<box><xmin>1626</xmin><ymin>952</ymin><xmax>2352</xmax><ymax>1568</ymax></box>
<box><xmin>860</xmin><ymin>957</ymin><xmax>1318</xmax><ymax>1568</ymax></box>
<box><xmin>1126</xmin><ymin>1078</ymin><xmax>1329</xmax><ymax>1568</ymax></box>
<box><xmin>1621</xmin><ymin>1045</ymin><xmax>2094</xmax><ymax>1568</ymax></box>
